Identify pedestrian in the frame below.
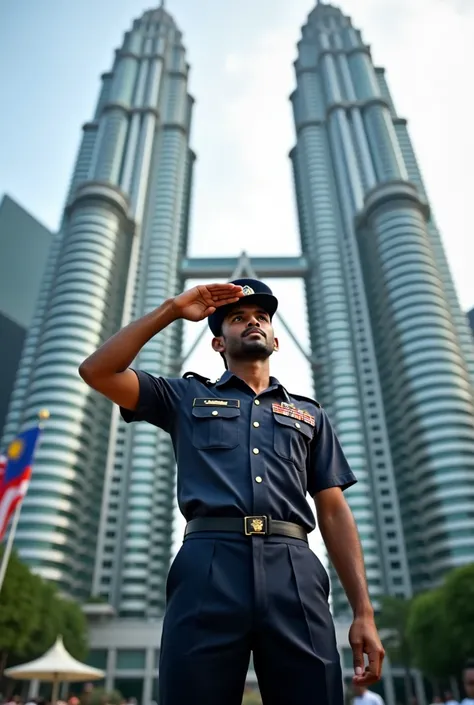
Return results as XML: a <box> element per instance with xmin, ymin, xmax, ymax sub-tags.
<box><xmin>444</xmin><ymin>692</ymin><xmax>459</xmax><ymax>705</ymax></box>
<box><xmin>461</xmin><ymin>661</ymin><xmax>474</xmax><ymax>705</ymax></box>
<box><xmin>79</xmin><ymin>279</ymin><xmax>385</xmax><ymax>705</ymax></box>
<box><xmin>352</xmin><ymin>685</ymin><xmax>385</xmax><ymax>705</ymax></box>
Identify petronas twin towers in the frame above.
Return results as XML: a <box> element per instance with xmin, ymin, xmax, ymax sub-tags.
<box><xmin>4</xmin><ymin>0</ymin><xmax>474</xmax><ymax>642</ymax></box>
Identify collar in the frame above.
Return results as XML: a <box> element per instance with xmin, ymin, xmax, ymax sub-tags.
<box><xmin>215</xmin><ymin>369</ymin><xmax>287</xmax><ymax>395</ymax></box>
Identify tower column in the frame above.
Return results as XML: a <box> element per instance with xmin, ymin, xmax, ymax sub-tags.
<box><xmin>13</xmin><ymin>184</ymin><xmax>134</xmax><ymax>597</ymax></box>
<box><xmin>357</xmin><ymin>181</ymin><xmax>474</xmax><ymax>586</ymax></box>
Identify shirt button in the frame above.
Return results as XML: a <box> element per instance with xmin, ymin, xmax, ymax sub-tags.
<box><xmin>212</xmin><ymin>411</ymin><xmax>219</xmax><ymax>416</ymax></box>
<box><xmin>254</xmin><ymin>399</ymin><xmax>260</xmax><ymax>406</ymax></box>
<box><xmin>252</xmin><ymin>448</ymin><xmax>260</xmax><ymax>455</ymax></box>
<box><xmin>255</xmin><ymin>476</ymin><xmax>263</xmax><ymax>483</ymax></box>
<box><xmin>253</xmin><ymin>421</ymin><xmax>260</xmax><ymax>428</ymax></box>
<box><xmin>295</xmin><ymin>422</ymin><xmax>301</xmax><ymax>429</ymax></box>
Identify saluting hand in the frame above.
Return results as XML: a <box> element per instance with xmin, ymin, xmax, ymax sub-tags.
<box><xmin>349</xmin><ymin>615</ymin><xmax>385</xmax><ymax>685</ymax></box>
<box><xmin>172</xmin><ymin>283</ymin><xmax>244</xmax><ymax>322</ymax></box>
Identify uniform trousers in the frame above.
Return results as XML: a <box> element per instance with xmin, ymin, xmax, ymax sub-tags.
<box><xmin>158</xmin><ymin>531</ymin><xmax>343</xmax><ymax>705</ymax></box>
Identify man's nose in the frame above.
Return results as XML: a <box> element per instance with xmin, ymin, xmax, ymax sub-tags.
<box><xmin>246</xmin><ymin>318</ymin><xmax>261</xmax><ymax>328</ymax></box>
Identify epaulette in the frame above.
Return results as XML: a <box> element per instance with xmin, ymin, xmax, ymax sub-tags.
<box><xmin>182</xmin><ymin>371</ymin><xmax>212</xmax><ymax>385</ymax></box>
<box><xmin>289</xmin><ymin>391</ymin><xmax>322</xmax><ymax>409</ymax></box>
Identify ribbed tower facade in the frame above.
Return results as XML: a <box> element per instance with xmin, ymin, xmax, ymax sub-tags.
<box><xmin>291</xmin><ymin>3</ymin><xmax>474</xmax><ymax>615</ymax></box>
<box><xmin>2</xmin><ymin>5</ymin><xmax>195</xmax><ymax>614</ymax></box>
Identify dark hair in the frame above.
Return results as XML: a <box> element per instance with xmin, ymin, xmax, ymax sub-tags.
<box><xmin>464</xmin><ymin>659</ymin><xmax>474</xmax><ymax>670</ymax></box>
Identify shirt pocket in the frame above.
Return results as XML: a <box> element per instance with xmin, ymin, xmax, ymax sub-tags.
<box><xmin>273</xmin><ymin>413</ymin><xmax>313</xmax><ymax>467</ymax></box>
<box><xmin>192</xmin><ymin>406</ymin><xmax>241</xmax><ymax>450</ymax></box>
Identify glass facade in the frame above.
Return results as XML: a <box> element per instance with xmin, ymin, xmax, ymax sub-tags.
<box><xmin>290</xmin><ymin>3</ymin><xmax>474</xmax><ymax>612</ymax></box>
<box><xmin>2</xmin><ymin>6</ymin><xmax>195</xmax><ymax>609</ymax></box>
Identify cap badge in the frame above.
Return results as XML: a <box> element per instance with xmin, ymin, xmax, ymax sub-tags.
<box><xmin>242</xmin><ymin>285</ymin><xmax>255</xmax><ymax>296</ymax></box>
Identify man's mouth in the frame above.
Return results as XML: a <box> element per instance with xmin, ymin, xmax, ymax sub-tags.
<box><xmin>243</xmin><ymin>328</ymin><xmax>266</xmax><ymax>338</ymax></box>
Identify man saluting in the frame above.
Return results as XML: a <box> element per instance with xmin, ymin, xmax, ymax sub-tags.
<box><xmin>79</xmin><ymin>278</ymin><xmax>384</xmax><ymax>705</ymax></box>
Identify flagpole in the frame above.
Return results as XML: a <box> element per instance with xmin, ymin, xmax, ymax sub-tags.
<box><xmin>0</xmin><ymin>409</ymin><xmax>49</xmax><ymax>595</ymax></box>
<box><xmin>0</xmin><ymin>501</ymin><xmax>23</xmax><ymax>593</ymax></box>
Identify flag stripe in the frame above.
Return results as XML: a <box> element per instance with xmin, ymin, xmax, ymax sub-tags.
<box><xmin>0</xmin><ymin>479</ymin><xmax>30</xmax><ymax>539</ymax></box>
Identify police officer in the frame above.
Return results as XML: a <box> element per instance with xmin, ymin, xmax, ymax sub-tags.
<box><xmin>79</xmin><ymin>278</ymin><xmax>385</xmax><ymax>705</ymax></box>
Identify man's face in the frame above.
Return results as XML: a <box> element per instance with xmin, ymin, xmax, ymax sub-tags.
<box><xmin>464</xmin><ymin>667</ymin><xmax>474</xmax><ymax>699</ymax></box>
<box><xmin>215</xmin><ymin>302</ymin><xmax>277</xmax><ymax>362</ymax></box>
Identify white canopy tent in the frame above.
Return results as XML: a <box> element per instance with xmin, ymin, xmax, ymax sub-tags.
<box><xmin>4</xmin><ymin>636</ymin><xmax>105</xmax><ymax>704</ymax></box>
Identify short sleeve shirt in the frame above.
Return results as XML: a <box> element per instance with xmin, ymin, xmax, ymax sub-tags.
<box><xmin>354</xmin><ymin>692</ymin><xmax>386</xmax><ymax>705</ymax></box>
<box><xmin>120</xmin><ymin>369</ymin><xmax>357</xmax><ymax>532</ymax></box>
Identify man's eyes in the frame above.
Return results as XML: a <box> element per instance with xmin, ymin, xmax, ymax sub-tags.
<box><xmin>232</xmin><ymin>315</ymin><xmax>268</xmax><ymax>322</ymax></box>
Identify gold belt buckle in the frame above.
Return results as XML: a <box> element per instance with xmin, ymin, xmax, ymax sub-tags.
<box><xmin>244</xmin><ymin>516</ymin><xmax>268</xmax><ymax>536</ymax></box>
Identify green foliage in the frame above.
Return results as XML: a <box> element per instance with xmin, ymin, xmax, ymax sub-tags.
<box><xmin>0</xmin><ymin>548</ymin><xmax>88</xmax><ymax>669</ymax></box>
<box><xmin>89</xmin><ymin>688</ymin><xmax>123</xmax><ymax>705</ymax></box>
<box><xmin>59</xmin><ymin>598</ymin><xmax>88</xmax><ymax>661</ymax></box>
<box><xmin>406</xmin><ymin>563</ymin><xmax>474</xmax><ymax>679</ymax></box>
<box><xmin>376</xmin><ymin>595</ymin><xmax>412</xmax><ymax>667</ymax></box>
<box><xmin>20</xmin><ymin>580</ymin><xmax>63</xmax><ymax>662</ymax></box>
<box><xmin>85</xmin><ymin>595</ymin><xmax>107</xmax><ymax>604</ymax></box>
<box><xmin>406</xmin><ymin>588</ymin><xmax>454</xmax><ymax>679</ymax></box>
<box><xmin>0</xmin><ymin>548</ymin><xmax>43</xmax><ymax>658</ymax></box>
<box><xmin>442</xmin><ymin>563</ymin><xmax>474</xmax><ymax>666</ymax></box>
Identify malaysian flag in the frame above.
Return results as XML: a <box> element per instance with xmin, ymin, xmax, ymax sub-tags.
<box><xmin>0</xmin><ymin>425</ymin><xmax>42</xmax><ymax>542</ymax></box>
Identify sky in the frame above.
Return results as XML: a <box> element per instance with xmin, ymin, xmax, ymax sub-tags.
<box><xmin>1</xmin><ymin>0</ymin><xmax>474</xmax><ymax>557</ymax></box>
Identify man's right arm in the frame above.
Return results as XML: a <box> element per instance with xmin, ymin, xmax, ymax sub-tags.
<box><xmin>78</xmin><ymin>282</ymin><xmax>244</xmax><ymax>411</ymax></box>
<box><xmin>78</xmin><ymin>298</ymin><xmax>178</xmax><ymax>410</ymax></box>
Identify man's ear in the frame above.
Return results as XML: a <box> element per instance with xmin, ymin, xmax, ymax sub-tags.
<box><xmin>212</xmin><ymin>336</ymin><xmax>225</xmax><ymax>354</ymax></box>
<box><xmin>273</xmin><ymin>337</ymin><xmax>280</xmax><ymax>352</ymax></box>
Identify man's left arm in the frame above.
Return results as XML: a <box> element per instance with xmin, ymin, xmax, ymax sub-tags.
<box><xmin>315</xmin><ymin>487</ymin><xmax>384</xmax><ymax>684</ymax></box>
<box><xmin>308</xmin><ymin>408</ymin><xmax>385</xmax><ymax>685</ymax></box>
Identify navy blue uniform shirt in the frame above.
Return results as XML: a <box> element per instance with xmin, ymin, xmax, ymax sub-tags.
<box><xmin>120</xmin><ymin>369</ymin><xmax>357</xmax><ymax>533</ymax></box>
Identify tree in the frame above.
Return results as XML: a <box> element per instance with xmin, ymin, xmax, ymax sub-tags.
<box><xmin>20</xmin><ymin>580</ymin><xmax>63</xmax><ymax>662</ymax></box>
<box><xmin>0</xmin><ymin>548</ymin><xmax>43</xmax><ymax>675</ymax></box>
<box><xmin>376</xmin><ymin>595</ymin><xmax>414</xmax><ymax>705</ymax></box>
<box><xmin>442</xmin><ymin>563</ymin><xmax>474</xmax><ymax>667</ymax></box>
<box><xmin>406</xmin><ymin>588</ymin><xmax>454</xmax><ymax>682</ymax></box>
<box><xmin>59</xmin><ymin>597</ymin><xmax>88</xmax><ymax>661</ymax></box>
<box><xmin>89</xmin><ymin>688</ymin><xmax>123</xmax><ymax>705</ymax></box>
<box><xmin>0</xmin><ymin>548</ymin><xmax>88</xmax><ymax>675</ymax></box>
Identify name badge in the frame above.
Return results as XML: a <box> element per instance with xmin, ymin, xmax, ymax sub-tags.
<box><xmin>193</xmin><ymin>398</ymin><xmax>240</xmax><ymax>408</ymax></box>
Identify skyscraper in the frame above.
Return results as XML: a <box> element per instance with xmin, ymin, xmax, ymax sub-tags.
<box><xmin>0</xmin><ymin>194</ymin><xmax>52</xmax><ymax>439</ymax></box>
<box><xmin>2</xmin><ymin>5</ymin><xmax>195</xmax><ymax>615</ymax></box>
<box><xmin>290</xmin><ymin>2</ymin><xmax>474</xmax><ymax>616</ymax></box>
<box><xmin>468</xmin><ymin>308</ymin><xmax>474</xmax><ymax>338</ymax></box>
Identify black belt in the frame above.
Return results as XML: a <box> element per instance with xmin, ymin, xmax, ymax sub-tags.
<box><xmin>184</xmin><ymin>516</ymin><xmax>307</xmax><ymax>541</ymax></box>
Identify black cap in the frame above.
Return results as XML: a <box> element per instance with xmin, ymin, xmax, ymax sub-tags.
<box><xmin>208</xmin><ymin>278</ymin><xmax>278</xmax><ymax>336</ymax></box>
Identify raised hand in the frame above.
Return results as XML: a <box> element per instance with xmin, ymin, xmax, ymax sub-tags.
<box><xmin>172</xmin><ymin>283</ymin><xmax>244</xmax><ymax>322</ymax></box>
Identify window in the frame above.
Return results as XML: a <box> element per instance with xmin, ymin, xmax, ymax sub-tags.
<box><xmin>86</xmin><ymin>650</ymin><xmax>108</xmax><ymax>669</ymax></box>
<box><xmin>116</xmin><ymin>650</ymin><xmax>146</xmax><ymax>670</ymax></box>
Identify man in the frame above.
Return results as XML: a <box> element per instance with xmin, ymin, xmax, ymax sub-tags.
<box><xmin>352</xmin><ymin>685</ymin><xmax>385</xmax><ymax>705</ymax></box>
<box><xmin>461</xmin><ymin>661</ymin><xmax>474</xmax><ymax>705</ymax></box>
<box><xmin>79</xmin><ymin>278</ymin><xmax>384</xmax><ymax>705</ymax></box>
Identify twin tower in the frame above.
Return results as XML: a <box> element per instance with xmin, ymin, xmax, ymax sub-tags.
<box><xmin>3</xmin><ymin>3</ymin><xmax>474</xmax><ymax>629</ymax></box>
